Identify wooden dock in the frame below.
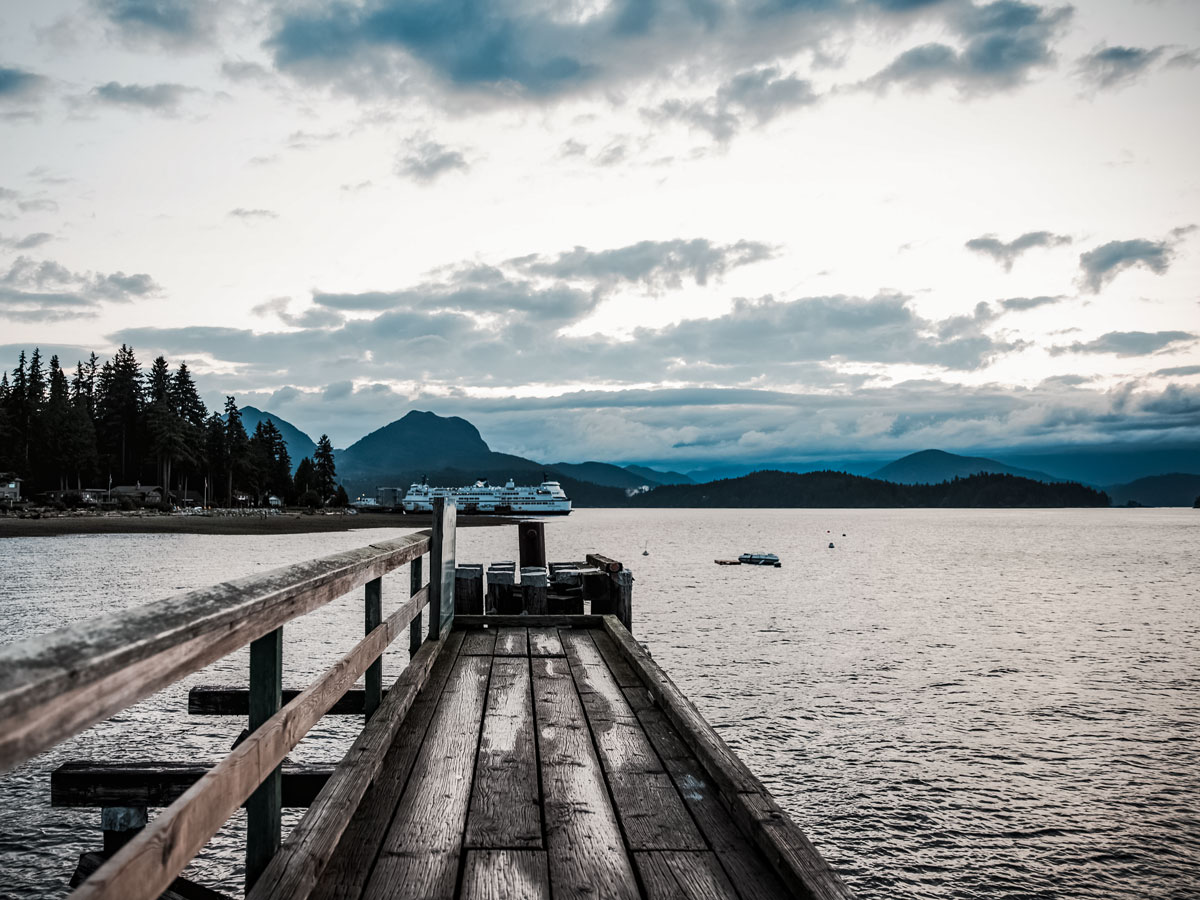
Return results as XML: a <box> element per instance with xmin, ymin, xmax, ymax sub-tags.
<box><xmin>0</xmin><ymin>502</ymin><xmax>852</xmax><ymax>900</ymax></box>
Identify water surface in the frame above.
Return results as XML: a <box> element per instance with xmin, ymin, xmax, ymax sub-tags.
<box><xmin>1</xmin><ymin>509</ymin><xmax>1197</xmax><ymax>899</ymax></box>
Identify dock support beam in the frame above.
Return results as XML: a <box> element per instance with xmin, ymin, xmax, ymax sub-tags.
<box><xmin>518</xmin><ymin>520</ymin><xmax>546</xmax><ymax>569</ymax></box>
<box><xmin>364</xmin><ymin>577</ymin><xmax>382</xmax><ymax>719</ymax></box>
<box><xmin>101</xmin><ymin>805</ymin><xmax>146</xmax><ymax>854</ymax></box>
<box><xmin>246</xmin><ymin>626</ymin><xmax>282</xmax><ymax>889</ymax></box>
<box><xmin>409</xmin><ymin>556</ymin><xmax>423</xmax><ymax>655</ymax></box>
<box><xmin>429</xmin><ymin>497</ymin><xmax>456</xmax><ymax>639</ymax></box>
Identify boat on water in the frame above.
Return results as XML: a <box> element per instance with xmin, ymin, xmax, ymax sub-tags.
<box><xmin>401</xmin><ymin>478</ymin><xmax>572</xmax><ymax>515</ymax></box>
<box><xmin>738</xmin><ymin>552</ymin><xmax>781</xmax><ymax>567</ymax></box>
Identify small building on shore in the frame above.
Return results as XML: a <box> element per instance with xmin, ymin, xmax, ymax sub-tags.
<box><xmin>1</xmin><ymin>474</ymin><xmax>21</xmax><ymax>502</ymax></box>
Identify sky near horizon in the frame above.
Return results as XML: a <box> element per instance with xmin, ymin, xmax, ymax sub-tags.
<box><xmin>1</xmin><ymin>0</ymin><xmax>1198</xmax><ymax>466</ymax></box>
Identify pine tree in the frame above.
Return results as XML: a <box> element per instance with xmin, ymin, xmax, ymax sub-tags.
<box><xmin>203</xmin><ymin>413</ymin><xmax>226</xmax><ymax>507</ymax></box>
<box><xmin>224</xmin><ymin>397</ymin><xmax>250</xmax><ymax>505</ymax></box>
<box><xmin>96</xmin><ymin>345</ymin><xmax>143</xmax><ymax>483</ymax></box>
<box><xmin>293</xmin><ymin>456</ymin><xmax>316</xmax><ymax>505</ymax></box>
<box><xmin>313</xmin><ymin>434</ymin><xmax>337</xmax><ymax>502</ymax></box>
<box><xmin>169</xmin><ymin>363</ymin><xmax>207</xmax><ymax>502</ymax></box>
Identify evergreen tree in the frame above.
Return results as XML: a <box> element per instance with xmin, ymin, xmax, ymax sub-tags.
<box><xmin>293</xmin><ymin>456</ymin><xmax>315</xmax><ymax>500</ymax></box>
<box><xmin>27</xmin><ymin>348</ymin><xmax>46</xmax><ymax>414</ymax></box>
<box><xmin>169</xmin><ymin>363</ymin><xmax>207</xmax><ymax>502</ymax></box>
<box><xmin>6</xmin><ymin>351</ymin><xmax>30</xmax><ymax>473</ymax></box>
<box><xmin>223</xmin><ymin>397</ymin><xmax>250</xmax><ymax>505</ymax></box>
<box><xmin>0</xmin><ymin>373</ymin><xmax>10</xmax><ymax>474</ymax></box>
<box><xmin>313</xmin><ymin>434</ymin><xmax>337</xmax><ymax>502</ymax></box>
<box><xmin>96</xmin><ymin>345</ymin><xmax>143</xmax><ymax>483</ymax></box>
<box><xmin>203</xmin><ymin>413</ymin><xmax>226</xmax><ymax>507</ymax></box>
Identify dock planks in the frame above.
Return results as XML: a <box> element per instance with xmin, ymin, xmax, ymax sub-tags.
<box><xmin>298</xmin><ymin>621</ymin><xmax>838</xmax><ymax>900</ymax></box>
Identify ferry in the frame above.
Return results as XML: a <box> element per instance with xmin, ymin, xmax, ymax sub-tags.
<box><xmin>401</xmin><ymin>478</ymin><xmax>572</xmax><ymax>515</ymax></box>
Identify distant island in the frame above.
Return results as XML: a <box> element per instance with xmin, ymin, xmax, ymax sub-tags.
<box><xmin>620</xmin><ymin>469</ymin><xmax>1110</xmax><ymax>508</ymax></box>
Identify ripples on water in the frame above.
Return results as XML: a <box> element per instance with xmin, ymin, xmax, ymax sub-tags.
<box><xmin>1</xmin><ymin>510</ymin><xmax>1198</xmax><ymax>899</ymax></box>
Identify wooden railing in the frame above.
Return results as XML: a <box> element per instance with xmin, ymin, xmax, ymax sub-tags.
<box><xmin>0</xmin><ymin>498</ymin><xmax>458</xmax><ymax>899</ymax></box>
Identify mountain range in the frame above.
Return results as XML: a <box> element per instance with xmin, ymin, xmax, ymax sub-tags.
<box><xmin>245</xmin><ymin>407</ymin><xmax>1200</xmax><ymax>506</ymax></box>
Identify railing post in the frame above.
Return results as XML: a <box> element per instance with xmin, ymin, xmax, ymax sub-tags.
<box><xmin>409</xmin><ymin>556</ymin><xmax>423</xmax><ymax>655</ymax></box>
<box><xmin>364</xmin><ymin>577</ymin><xmax>382</xmax><ymax>719</ymax></box>
<box><xmin>246</xmin><ymin>626</ymin><xmax>282</xmax><ymax>889</ymax></box>
<box><xmin>429</xmin><ymin>498</ymin><xmax>457</xmax><ymax>639</ymax></box>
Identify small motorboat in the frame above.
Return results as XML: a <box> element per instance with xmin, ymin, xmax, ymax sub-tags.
<box><xmin>738</xmin><ymin>552</ymin><xmax>781</xmax><ymax>567</ymax></box>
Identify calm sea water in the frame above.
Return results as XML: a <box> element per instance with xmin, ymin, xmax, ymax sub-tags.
<box><xmin>0</xmin><ymin>509</ymin><xmax>1197</xmax><ymax>899</ymax></box>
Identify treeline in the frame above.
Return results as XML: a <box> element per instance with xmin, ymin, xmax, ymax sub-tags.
<box><xmin>0</xmin><ymin>347</ymin><xmax>346</xmax><ymax>507</ymax></box>
<box><xmin>624</xmin><ymin>470</ymin><xmax>1111</xmax><ymax>508</ymax></box>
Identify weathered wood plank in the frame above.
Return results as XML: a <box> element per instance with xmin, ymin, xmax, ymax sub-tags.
<box><xmin>70</xmin><ymin>852</ymin><xmax>231</xmax><ymax>900</ymax></box>
<box><xmin>461</xmin><ymin>850</ymin><xmax>550</xmax><ymax>900</ymax></box>
<box><xmin>494</xmin><ymin>627</ymin><xmax>528</xmax><ymax>656</ymax></box>
<box><xmin>599</xmin><ymin>618</ymin><xmax>763</xmax><ymax>797</ymax></box>
<box><xmin>561</xmin><ymin>631</ymin><xmax>703</xmax><ymax>852</ymax></box>
<box><xmin>634</xmin><ymin>851</ymin><xmax>741</xmax><ymax>900</ymax></box>
<box><xmin>532</xmin><ymin>656</ymin><xmax>639</xmax><ymax>900</ymax></box>
<box><xmin>0</xmin><ymin>532</ymin><xmax>431</xmax><ymax>774</ymax></box>
<box><xmin>590</xmin><ymin>629</ymin><xmax>644</xmax><ymax>689</ymax></box>
<box><xmin>599</xmin><ymin>619</ymin><xmax>850</xmax><ymax>900</ymax></box>
<box><xmin>455</xmin><ymin>615</ymin><xmax>605</xmax><ymax>629</ymax></box>
<box><xmin>585</xmin><ymin>554</ymin><xmax>622</xmax><ymax>573</ymax></box>
<box><xmin>527</xmin><ymin>628</ymin><xmax>563</xmax><ymax>657</ymax></box>
<box><xmin>310</xmin><ymin>632</ymin><xmax>464</xmax><ymax>900</ymax></box>
<box><xmin>465</xmin><ymin>657</ymin><xmax>541</xmax><ymax>849</ymax></box>
<box><xmin>460</xmin><ymin>630</ymin><xmax>498</xmax><ymax>656</ymax></box>
<box><xmin>246</xmin><ymin>635</ymin><xmax>447</xmax><ymax>900</ymax></box>
<box><xmin>51</xmin><ymin>762</ymin><xmax>331</xmax><ymax>808</ymax></box>
<box><xmin>188</xmin><ymin>686</ymin><xmax>383</xmax><ymax>716</ymax></box>
<box><xmin>68</xmin><ymin>590</ymin><xmax>429</xmax><ymax>900</ymax></box>
<box><xmin>733</xmin><ymin>793</ymin><xmax>855</xmax><ymax>900</ymax></box>
<box><xmin>362</xmin><ymin>654</ymin><xmax>491</xmax><ymax>900</ymax></box>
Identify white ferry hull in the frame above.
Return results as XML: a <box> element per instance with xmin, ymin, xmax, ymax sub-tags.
<box><xmin>400</xmin><ymin>478</ymin><xmax>572</xmax><ymax>515</ymax></box>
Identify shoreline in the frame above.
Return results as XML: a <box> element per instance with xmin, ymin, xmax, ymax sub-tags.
<box><xmin>0</xmin><ymin>510</ymin><xmax>517</xmax><ymax>539</ymax></box>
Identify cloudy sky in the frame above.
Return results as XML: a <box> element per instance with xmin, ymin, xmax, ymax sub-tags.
<box><xmin>1</xmin><ymin>0</ymin><xmax>1197</xmax><ymax>466</ymax></box>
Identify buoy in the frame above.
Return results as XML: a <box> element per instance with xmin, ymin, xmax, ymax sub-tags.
<box><xmin>828</xmin><ymin>542</ymin><xmax>835</xmax><ymax>548</ymax></box>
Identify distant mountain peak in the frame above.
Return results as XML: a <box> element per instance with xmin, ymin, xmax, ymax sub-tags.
<box><xmin>871</xmin><ymin>449</ymin><xmax>1059</xmax><ymax>485</ymax></box>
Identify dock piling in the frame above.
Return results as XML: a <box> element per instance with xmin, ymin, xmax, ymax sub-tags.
<box><xmin>246</xmin><ymin>626</ymin><xmax>283</xmax><ymax>889</ymax></box>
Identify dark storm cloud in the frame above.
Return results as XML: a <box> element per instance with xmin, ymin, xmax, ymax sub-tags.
<box><xmin>0</xmin><ymin>255</ymin><xmax>161</xmax><ymax>321</ymax></box>
<box><xmin>1049</xmin><ymin>330</ymin><xmax>1196</xmax><ymax>357</ymax></box>
<box><xmin>866</xmin><ymin>0</ymin><xmax>1072</xmax><ymax>94</ymax></box>
<box><xmin>646</xmin><ymin>65</ymin><xmax>818</xmax><ymax>140</ymax></box>
<box><xmin>0</xmin><ymin>66</ymin><xmax>48</xmax><ymax>103</ymax></box>
<box><xmin>998</xmin><ymin>295</ymin><xmax>1062</xmax><ymax>311</ymax></box>
<box><xmin>315</xmin><ymin>266</ymin><xmax>599</xmax><ymax>325</ymax></box>
<box><xmin>265</xmin><ymin>0</ymin><xmax>985</xmax><ymax>101</ymax></box>
<box><xmin>110</xmin><ymin>288</ymin><xmax>1023</xmax><ymax>399</ymax></box>
<box><xmin>511</xmin><ymin>239</ymin><xmax>776</xmax><ymax>289</ymax></box>
<box><xmin>965</xmin><ymin>231</ymin><xmax>1071</xmax><ymax>270</ymax></box>
<box><xmin>221</xmin><ymin>60</ymin><xmax>274</xmax><ymax>83</ymax></box>
<box><xmin>1153</xmin><ymin>365</ymin><xmax>1200</xmax><ymax>378</ymax></box>
<box><xmin>1167</xmin><ymin>49</ymin><xmax>1200</xmax><ymax>70</ymax></box>
<box><xmin>394</xmin><ymin>138</ymin><xmax>468</xmax><ymax>183</ymax></box>
<box><xmin>94</xmin><ymin>0</ymin><xmax>218</xmax><ymax>47</ymax></box>
<box><xmin>90</xmin><ymin>81</ymin><xmax>198</xmax><ymax>112</ymax></box>
<box><xmin>1076</xmin><ymin>45</ymin><xmax>1164</xmax><ymax>90</ymax></box>
<box><xmin>17</xmin><ymin>198</ymin><xmax>58</xmax><ymax>213</ymax></box>
<box><xmin>1077</xmin><ymin>235</ymin><xmax>1177</xmax><ymax>293</ymax></box>
<box><xmin>0</xmin><ymin>232</ymin><xmax>54</xmax><ymax>250</ymax></box>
